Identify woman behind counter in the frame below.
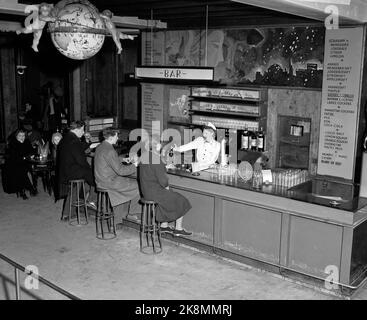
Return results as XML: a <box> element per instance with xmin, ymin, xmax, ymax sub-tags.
<box><xmin>2</xmin><ymin>129</ymin><xmax>37</xmax><ymax>199</ymax></box>
<box><xmin>139</xmin><ymin>136</ymin><xmax>192</xmax><ymax>236</ymax></box>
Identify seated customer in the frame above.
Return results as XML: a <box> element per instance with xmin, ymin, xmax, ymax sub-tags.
<box><xmin>51</xmin><ymin>131</ymin><xmax>62</xmax><ymax>161</ymax></box>
<box><xmin>2</xmin><ymin>129</ymin><xmax>36</xmax><ymax>199</ymax></box>
<box><xmin>50</xmin><ymin>131</ymin><xmax>62</xmax><ymax>200</ymax></box>
<box><xmin>139</xmin><ymin>136</ymin><xmax>192</xmax><ymax>236</ymax></box>
<box><xmin>58</xmin><ymin>121</ymin><xmax>97</xmax><ymax>219</ymax></box>
<box><xmin>94</xmin><ymin>128</ymin><xmax>141</xmax><ymax>223</ymax></box>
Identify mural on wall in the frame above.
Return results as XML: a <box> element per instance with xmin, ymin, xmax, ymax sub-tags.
<box><xmin>164</xmin><ymin>26</ymin><xmax>325</xmax><ymax>88</ymax></box>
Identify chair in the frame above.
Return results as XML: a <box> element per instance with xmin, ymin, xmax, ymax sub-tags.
<box><xmin>139</xmin><ymin>199</ymin><xmax>162</xmax><ymax>254</ymax></box>
<box><xmin>31</xmin><ymin>162</ymin><xmax>53</xmax><ymax>195</ymax></box>
<box><xmin>96</xmin><ymin>188</ymin><xmax>116</xmax><ymax>240</ymax></box>
<box><xmin>68</xmin><ymin>179</ymin><xmax>88</xmax><ymax>226</ymax></box>
<box><xmin>29</xmin><ymin>159</ymin><xmax>54</xmax><ymax>195</ymax></box>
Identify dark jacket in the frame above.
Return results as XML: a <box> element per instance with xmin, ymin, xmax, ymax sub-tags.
<box><xmin>57</xmin><ymin>131</ymin><xmax>94</xmax><ymax>198</ymax></box>
<box><xmin>139</xmin><ymin>151</ymin><xmax>192</xmax><ymax>222</ymax></box>
<box><xmin>2</xmin><ymin>138</ymin><xmax>34</xmax><ymax>193</ymax></box>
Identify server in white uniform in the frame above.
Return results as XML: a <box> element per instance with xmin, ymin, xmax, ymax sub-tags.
<box><xmin>173</xmin><ymin>122</ymin><xmax>221</xmax><ymax>172</ymax></box>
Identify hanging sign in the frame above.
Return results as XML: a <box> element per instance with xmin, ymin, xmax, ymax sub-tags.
<box><xmin>135</xmin><ymin>66</ymin><xmax>214</xmax><ymax>81</ymax></box>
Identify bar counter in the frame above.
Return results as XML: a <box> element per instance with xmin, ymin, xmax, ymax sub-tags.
<box><xmin>143</xmin><ymin>167</ymin><xmax>367</xmax><ymax>291</ymax></box>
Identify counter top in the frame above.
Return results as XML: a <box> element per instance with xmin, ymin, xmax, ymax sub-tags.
<box><xmin>166</xmin><ymin>167</ymin><xmax>367</xmax><ymax>214</ymax></box>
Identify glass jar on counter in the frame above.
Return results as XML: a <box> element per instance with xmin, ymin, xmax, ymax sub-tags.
<box><xmin>252</xmin><ymin>170</ymin><xmax>263</xmax><ymax>189</ymax></box>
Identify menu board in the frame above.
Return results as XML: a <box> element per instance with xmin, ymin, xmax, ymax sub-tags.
<box><xmin>317</xmin><ymin>27</ymin><xmax>364</xmax><ymax>180</ymax></box>
<box><xmin>141</xmin><ymin>83</ymin><xmax>164</xmax><ymax>136</ymax></box>
<box><xmin>141</xmin><ymin>31</ymin><xmax>165</xmax><ymax>65</ymax></box>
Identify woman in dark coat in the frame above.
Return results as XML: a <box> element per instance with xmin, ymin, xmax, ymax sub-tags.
<box><xmin>139</xmin><ymin>136</ymin><xmax>192</xmax><ymax>236</ymax></box>
<box><xmin>3</xmin><ymin>129</ymin><xmax>36</xmax><ymax>199</ymax></box>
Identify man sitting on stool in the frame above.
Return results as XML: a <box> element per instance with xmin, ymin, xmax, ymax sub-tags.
<box><xmin>58</xmin><ymin>121</ymin><xmax>97</xmax><ymax>220</ymax></box>
<box><xmin>94</xmin><ymin>128</ymin><xmax>141</xmax><ymax>225</ymax></box>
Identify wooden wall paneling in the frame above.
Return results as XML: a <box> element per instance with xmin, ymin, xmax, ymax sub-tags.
<box><xmin>21</xmin><ymin>46</ymin><xmax>41</xmax><ymax>118</ymax></box>
<box><xmin>0</xmin><ymin>44</ymin><xmax>18</xmax><ymax>139</ymax></box>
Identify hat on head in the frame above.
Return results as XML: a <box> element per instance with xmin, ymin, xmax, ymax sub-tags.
<box><xmin>203</xmin><ymin>122</ymin><xmax>216</xmax><ymax>131</ymax></box>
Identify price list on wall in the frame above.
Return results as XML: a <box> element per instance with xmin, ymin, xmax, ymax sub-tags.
<box><xmin>317</xmin><ymin>27</ymin><xmax>364</xmax><ymax>180</ymax></box>
<box><xmin>141</xmin><ymin>83</ymin><xmax>164</xmax><ymax>135</ymax></box>
<box><xmin>141</xmin><ymin>32</ymin><xmax>165</xmax><ymax>65</ymax></box>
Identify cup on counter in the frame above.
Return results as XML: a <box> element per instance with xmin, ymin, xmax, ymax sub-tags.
<box><xmin>252</xmin><ymin>170</ymin><xmax>263</xmax><ymax>189</ymax></box>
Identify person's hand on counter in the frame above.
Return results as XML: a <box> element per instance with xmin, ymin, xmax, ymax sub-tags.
<box><xmin>130</xmin><ymin>153</ymin><xmax>140</xmax><ymax>167</ymax></box>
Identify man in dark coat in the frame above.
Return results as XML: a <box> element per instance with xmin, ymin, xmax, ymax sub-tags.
<box><xmin>139</xmin><ymin>136</ymin><xmax>192</xmax><ymax>236</ymax></box>
<box><xmin>57</xmin><ymin>121</ymin><xmax>96</xmax><ymax>220</ymax></box>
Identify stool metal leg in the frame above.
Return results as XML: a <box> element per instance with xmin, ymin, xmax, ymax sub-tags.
<box><xmin>154</xmin><ymin>205</ymin><xmax>162</xmax><ymax>252</ymax></box>
<box><xmin>100</xmin><ymin>194</ymin><xmax>105</xmax><ymax>239</ymax></box>
<box><xmin>76</xmin><ymin>182</ymin><xmax>80</xmax><ymax>225</ymax></box>
<box><xmin>82</xmin><ymin>182</ymin><xmax>88</xmax><ymax>224</ymax></box>
<box><xmin>68</xmin><ymin>183</ymin><xmax>73</xmax><ymax>223</ymax></box>
<box><xmin>139</xmin><ymin>207</ymin><xmax>143</xmax><ymax>252</ymax></box>
<box><xmin>146</xmin><ymin>204</ymin><xmax>151</xmax><ymax>248</ymax></box>
<box><xmin>140</xmin><ymin>204</ymin><xmax>146</xmax><ymax>252</ymax></box>
<box><xmin>106</xmin><ymin>195</ymin><xmax>111</xmax><ymax>232</ymax></box>
<box><xmin>151</xmin><ymin>204</ymin><xmax>156</xmax><ymax>253</ymax></box>
<box><xmin>96</xmin><ymin>192</ymin><xmax>101</xmax><ymax>236</ymax></box>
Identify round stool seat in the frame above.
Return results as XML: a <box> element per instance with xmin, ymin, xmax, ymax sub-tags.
<box><xmin>140</xmin><ymin>198</ymin><xmax>162</xmax><ymax>254</ymax></box>
<box><xmin>140</xmin><ymin>199</ymin><xmax>156</xmax><ymax>205</ymax></box>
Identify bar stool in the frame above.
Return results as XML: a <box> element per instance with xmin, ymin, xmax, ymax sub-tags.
<box><xmin>96</xmin><ymin>188</ymin><xmax>116</xmax><ymax>240</ymax></box>
<box><xmin>140</xmin><ymin>199</ymin><xmax>162</xmax><ymax>254</ymax></box>
<box><xmin>68</xmin><ymin>179</ymin><xmax>88</xmax><ymax>226</ymax></box>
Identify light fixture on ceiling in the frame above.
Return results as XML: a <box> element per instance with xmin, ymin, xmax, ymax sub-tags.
<box><xmin>16</xmin><ymin>65</ymin><xmax>27</xmax><ymax>75</ymax></box>
<box><xmin>15</xmin><ymin>0</ymin><xmax>135</xmax><ymax>60</ymax></box>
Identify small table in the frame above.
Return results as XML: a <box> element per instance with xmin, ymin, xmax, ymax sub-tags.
<box><xmin>26</xmin><ymin>156</ymin><xmax>54</xmax><ymax>195</ymax></box>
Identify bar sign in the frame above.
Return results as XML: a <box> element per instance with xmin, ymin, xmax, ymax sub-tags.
<box><xmin>135</xmin><ymin>66</ymin><xmax>214</xmax><ymax>81</ymax></box>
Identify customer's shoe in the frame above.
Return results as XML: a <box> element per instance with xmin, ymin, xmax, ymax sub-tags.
<box><xmin>30</xmin><ymin>188</ymin><xmax>38</xmax><ymax>196</ymax></box>
<box><xmin>172</xmin><ymin>229</ymin><xmax>192</xmax><ymax>236</ymax></box>
<box><xmin>160</xmin><ymin>226</ymin><xmax>174</xmax><ymax>233</ymax></box>
<box><xmin>86</xmin><ymin>201</ymin><xmax>97</xmax><ymax>210</ymax></box>
<box><xmin>60</xmin><ymin>216</ymin><xmax>69</xmax><ymax>222</ymax></box>
<box><xmin>20</xmin><ymin>190</ymin><xmax>28</xmax><ymax>200</ymax></box>
<box><xmin>127</xmin><ymin>214</ymin><xmax>141</xmax><ymax>223</ymax></box>
<box><xmin>116</xmin><ymin>223</ymin><xmax>124</xmax><ymax>230</ymax></box>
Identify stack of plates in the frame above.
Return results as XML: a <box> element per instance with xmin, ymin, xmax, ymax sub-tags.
<box><xmin>237</xmin><ymin>161</ymin><xmax>253</xmax><ymax>181</ymax></box>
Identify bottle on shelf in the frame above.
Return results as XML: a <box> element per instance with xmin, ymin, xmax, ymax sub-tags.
<box><xmin>250</xmin><ymin>129</ymin><xmax>257</xmax><ymax>151</ymax></box>
<box><xmin>241</xmin><ymin>127</ymin><xmax>249</xmax><ymax>150</ymax></box>
<box><xmin>257</xmin><ymin>127</ymin><xmax>265</xmax><ymax>152</ymax></box>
